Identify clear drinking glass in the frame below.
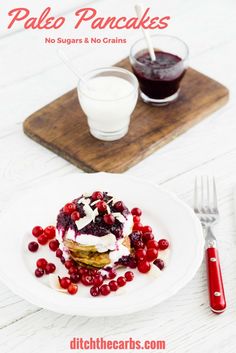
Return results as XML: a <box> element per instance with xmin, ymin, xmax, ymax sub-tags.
<box><xmin>130</xmin><ymin>35</ymin><xmax>189</xmax><ymax>105</ymax></box>
<box><xmin>77</xmin><ymin>67</ymin><xmax>139</xmax><ymax>141</ymax></box>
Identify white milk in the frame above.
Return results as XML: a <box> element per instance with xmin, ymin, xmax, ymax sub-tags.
<box><xmin>78</xmin><ymin>75</ymin><xmax>138</xmax><ymax>141</ymax></box>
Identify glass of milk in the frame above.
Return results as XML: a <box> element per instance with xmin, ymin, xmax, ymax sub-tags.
<box><xmin>77</xmin><ymin>67</ymin><xmax>139</xmax><ymax>141</ymax></box>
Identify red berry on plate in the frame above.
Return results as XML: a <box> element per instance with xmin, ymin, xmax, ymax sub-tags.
<box><xmin>133</xmin><ymin>240</ymin><xmax>145</xmax><ymax>249</ymax></box>
<box><xmin>81</xmin><ymin>274</ymin><xmax>94</xmax><ymax>286</ymax></box>
<box><xmin>49</xmin><ymin>239</ymin><xmax>59</xmax><ymax>251</ymax></box>
<box><xmin>28</xmin><ymin>241</ymin><xmax>39</xmax><ymax>252</ymax></box>
<box><xmin>117</xmin><ymin>276</ymin><xmax>126</xmax><ymax>287</ymax></box>
<box><xmin>133</xmin><ymin>215</ymin><xmax>140</xmax><ymax>223</ymax></box>
<box><xmin>38</xmin><ymin>233</ymin><xmax>48</xmax><ymax>245</ymax></box>
<box><xmin>36</xmin><ymin>258</ymin><xmax>48</xmax><ymax>270</ymax></box>
<box><xmin>71</xmin><ymin>211</ymin><xmax>80</xmax><ymax>221</ymax></box>
<box><xmin>79</xmin><ymin>267</ymin><xmax>88</xmax><ymax>276</ymax></box>
<box><xmin>63</xmin><ymin>202</ymin><xmax>76</xmax><ymax>214</ymax></box>
<box><xmin>91</xmin><ymin>191</ymin><xmax>103</xmax><ymax>201</ymax></box>
<box><xmin>153</xmin><ymin>259</ymin><xmax>165</xmax><ymax>270</ymax></box>
<box><xmin>70</xmin><ymin>274</ymin><xmax>80</xmax><ymax>284</ymax></box>
<box><xmin>32</xmin><ymin>226</ymin><xmax>43</xmax><ymax>238</ymax></box>
<box><xmin>114</xmin><ymin>201</ymin><xmax>125</xmax><ymax>212</ymax></box>
<box><xmin>96</xmin><ymin>201</ymin><xmax>107</xmax><ymax>213</ymax></box>
<box><xmin>147</xmin><ymin>240</ymin><xmax>159</xmax><ymax>250</ymax></box>
<box><xmin>69</xmin><ymin>266</ymin><xmax>78</xmax><ymax>275</ymax></box>
<box><xmin>44</xmin><ymin>226</ymin><xmax>56</xmax><ymax>240</ymax></box>
<box><xmin>45</xmin><ymin>263</ymin><xmax>56</xmax><ymax>274</ymax></box>
<box><xmin>107</xmin><ymin>269</ymin><xmax>117</xmax><ymax>279</ymax></box>
<box><xmin>158</xmin><ymin>239</ymin><xmax>169</xmax><ymax>250</ymax></box>
<box><xmin>60</xmin><ymin>277</ymin><xmax>71</xmax><ymax>289</ymax></box>
<box><xmin>146</xmin><ymin>248</ymin><xmax>158</xmax><ymax>262</ymax></box>
<box><xmin>133</xmin><ymin>222</ymin><xmax>143</xmax><ymax>231</ymax></box>
<box><xmin>142</xmin><ymin>225</ymin><xmax>152</xmax><ymax>233</ymax></box>
<box><xmin>142</xmin><ymin>232</ymin><xmax>154</xmax><ymax>243</ymax></box>
<box><xmin>135</xmin><ymin>248</ymin><xmax>147</xmax><ymax>261</ymax></box>
<box><xmin>90</xmin><ymin>286</ymin><xmax>100</xmax><ymax>297</ymax></box>
<box><xmin>125</xmin><ymin>271</ymin><xmax>134</xmax><ymax>282</ymax></box>
<box><xmin>67</xmin><ymin>283</ymin><xmax>78</xmax><ymax>295</ymax></box>
<box><xmin>137</xmin><ymin>260</ymin><xmax>151</xmax><ymax>273</ymax></box>
<box><xmin>65</xmin><ymin>260</ymin><xmax>74</xmax><ymax>269</ymax></box>
<box><xmin>103</xmin><ymin>214</ymin><xmax>115</xmax><ymax>225</ymax></box>
<box><xmin>100</xmin><ymin>284</ymin><xmax>111</xmax><ymax>296</ymax></box>
<box><xmin>93</xmin><ymin>274</ymin><xmax>104</xmax><ymax>286</ymax></box>
<box><xmin>109</xmin><ymin>280</ymin><xmax>118</xmax><ymax>291</ymax></box>
<box><xmin>131</xmin><ymin>207</ymin><xmax>142</xmax><ymax>216</ymax></box>
<box><xmin>56</xmin><ymin>249</ymin><xmax>63</xmax><ymax>258</ymax></box>
<box><xmin>35</xmin><ymin>268</ymin><xmax>44</xmax><ymax>278</ymax></box>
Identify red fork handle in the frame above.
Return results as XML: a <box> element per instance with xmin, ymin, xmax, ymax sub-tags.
<box><xmin>206</xmin><ymin>247</ymin><xmax>226</xmax><ymax>313</ymax></box>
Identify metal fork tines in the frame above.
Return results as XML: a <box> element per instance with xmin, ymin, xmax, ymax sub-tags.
<box><xmin>194</xmin><ymin>176</ymin><xmax>219</xmax><ymax>225</ymax></box>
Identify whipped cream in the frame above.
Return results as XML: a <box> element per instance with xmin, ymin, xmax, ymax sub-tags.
<box><xmin>108</xmin><ymin>239</ymin><xmax>130</xmax><ymax>266</ymax></box>
<box><xmin>76</xmin><ymin>233</ymin><xmax>117</xmax><ymax>253</ymax></box>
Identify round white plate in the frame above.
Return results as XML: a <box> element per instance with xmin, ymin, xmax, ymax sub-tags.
<box><xmin>0</xmin><ymin>172</ymin><xmax>204</xmax><ymax>316</ymax></box>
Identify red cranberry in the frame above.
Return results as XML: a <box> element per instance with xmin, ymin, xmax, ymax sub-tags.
<box><xmin>60</xmin><ymin>277</ymin><xmax>71</xmax><ymax>289</ymax></box>
<box><xmin>142</xmin><ymin>232</ymin><xmax>154</xmax><ymax>243</ymax></box>
<box><xmin>133</xmin><ymin>240</ymin><xmax>145</xmax><ymax>249</ymax></box>
<box><xmin>90</xmin><ymin>286</ymin><xmax>100</xmax><ymax>297</ymax></box>
<box><xmin>117</xmin><ymin>276</ymin><xmax>126</xmax><ymax>287</ymax></box>
<box><xmin>79</xmin><ymin>267</ymin><xmax>89</xmax><ymax>276</ymax></box>
<box><xmin>133</xmin><ymin>215</ymin><xmax>140</xmax><ymax>223</ymax></box>
<box><xmin>103</xmin><ymin>214</ymin><xmax>115</xmax><ymax>225</ymax></box>
<box><xmin>114</xmin><ymin>201</ymin><xmax>125</xmax><ymax>212</ymax></box>
<box><xmin>109</xmin><ymin>280</ymin><xmax>118</xmax><ymax>291</ymax></box>
<box><xmin>45</xmin><ymin>263</ymin><xmax>56</xmax><ymax>274</ymax></box>
<box><xmin>91</xmin><ymin>191</ymin><xmax>103</xmax><ymax>201</ymax></box>
<box><xmin>71</xmin><ymin>211</ymin><xmax>81</xmax><ymax>221</ymax></box>
<box><xmin>38</xmin><ymin>234</ymin><xmax>48</xmax><ymax>245</ymax></box>
<box><xmin>96</xmin><ymin>201</ymin><xmax>107</xmax><ymax>213</ymax></box>
<box><xmin>28</xmin><ymin>241</ymin><xmax>39</xmax><ymax>252</ymax></box>
<box><xmin>44</xmin><ymin>226</ymin><xmax>56</xmax><ymax>240</ymax></box>
<box><xmin>56</xmin><ymin>249</ymin><xmax>63</xmax><ymax>258</ymax></box>
<box><xmin>89</xmin><ymin>269</ymin><xmax>98</xmax><ymax>276</ymax></box>
<box><xmin>68</xmin><ymin>266</ymin><xmax>78</xmax><ymax>275</ymax></box>
<box><xmin>70</xmin><ymin>274</ymin><xmax>80</xmax><ymax>283</ymax></box>
<box><xmin>107</xmin><ymin>269</ymin><xmax>117</xmax><ymax>279</ymax></box>
<box><xmin>35</xmin><ymin>268</ymin><xmax>44</xmax><ymax>277</ymax></box>
<box><xmin>49</xmin><ymin>239</ymin><xmax>59</xmax><ymax>251</ymax></box>
<box><xmin>158</xmin><ymin>239</ymin><xmax>169</xmax><ymax>250</ymax></box>
<box><xmin>146</xmin><ymin>248</ymin><xmax>158</xmax><ymax>262</ymax></box>
<box><xmin>32</xmin><ymin>226</ymin><xmax>43</xmax><ymax>238</ymax></box>
<box><xmin>36</xmin><ymin>258</ymin><xmax>48</xmax><ymax>269</ymax></box>
<box><xmin>125</xmin><ymin>271</ymin><xmax>134</xmax><ymax>282</ymax></box>
<box><xmin>131</xmin><ymin>207</ymin><xmax>142</xmax><ymax>216</ymax></box>
<box><xmin>65</xmin><ymin>260</ymin><xmax>74</xmax><ymax>269</ymax></box>
<box><xmin>93</xmin><ymin>274</ymin><xmax>104</xmax><ymax>286</ymax></box>
<box><xmin>137</xmin><ymin>260</ymin><xmax>151</xmax><ymax>273</ymax></box>
<box><xmin>153</xmin><ymin>259</ymin><xmax>165</xmax><ymax>270</ymax></box>
<box><xmin>60</xmin><ymin>256</ymin><xmax>65</xmax><ymax>264</ymax></box>
<box><xmin>63</xmin><ymin>202</ymin><xmax>76</xmax><ymax>214</ymax></box>
<box><xmin>133</xmin><ymin>223</ymin><xmax>143</xmax><ymax>231</ymax></box>
<box><xmin>135</xmin><ymin>248</ymin><xmax>147</xmax><ymax>261</ymax></box>
<box><xmin>68</xmin><ymin>283</ymin><xmax>78</xmax><ymax>295</ymax></box>
<box><xmin>81</xmin><ymin>274</ymin><xmax>94</xmax><ymax>286</ymax></box>
<box><xmin>142</xmin><ymin>225</ymin><xmax>152</xmax><ymax>233</ymax></box>
<box><xmin>100</xmin><ymin>284</ymin><xmax>111</xmax><ymax>296</ymax></box>
<box><xmin>147</xmin><ymin>240</ymin><xmax>159</xmax><ymax>250</ymax></box>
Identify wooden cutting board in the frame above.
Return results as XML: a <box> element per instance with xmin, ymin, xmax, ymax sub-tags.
<box><xmin>23</xmin><ymin>58</ymin><xmax>229</xmax><ymax>173</ymax></box>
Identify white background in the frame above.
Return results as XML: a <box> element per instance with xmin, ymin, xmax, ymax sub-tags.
<box><xmin>0</xmin><ymin>0</ymin><xmax>236</xmax><ymax>352</ymax></box>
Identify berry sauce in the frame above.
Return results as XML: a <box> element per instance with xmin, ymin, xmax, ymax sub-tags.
<box><xmin>132</xmin><ymin>51</ymin><xmax>186</xmax><ymax>99</ymax></box>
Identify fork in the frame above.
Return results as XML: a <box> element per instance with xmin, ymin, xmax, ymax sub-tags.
<box><xmin>194</xmin><ymin>176</ymin><xmax>226</xmax><ymax>313</ymax></box>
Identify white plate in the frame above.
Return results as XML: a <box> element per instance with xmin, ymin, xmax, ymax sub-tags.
<box><xmin>0</xmin><ymin>173</ymin><xmax>204</xmax><ymax>316</ymax></box>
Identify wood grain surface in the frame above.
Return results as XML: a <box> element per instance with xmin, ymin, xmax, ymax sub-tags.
<box><xmin>23</xmin><ymin>58</ymin><xmax>229</xmax><ymax>173</ymax></box>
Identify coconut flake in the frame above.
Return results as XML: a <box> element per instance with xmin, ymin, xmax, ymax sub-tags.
<box><xmin>111</xmin><ymin>212</ymin><xmax>126</xmax><ymax>223</ymax></box>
